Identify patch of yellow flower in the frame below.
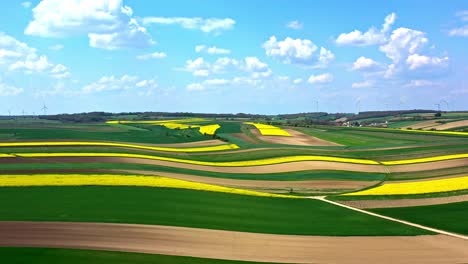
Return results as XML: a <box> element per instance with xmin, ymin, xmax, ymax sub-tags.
<box><xmin>199</xmin><ymin>124</ymin><xmax>220</xmax><ymax>135</ymax></box>
<box><xmin>8</xmin><ymin>153</ymin><xmax>379</xmax><ymax>166</ymax></box>
<box><xmin>0</xmin><ymin>141</ymin><xmax>239</xmax><ymax>153</ymax></box>
<box><xmin>159</xmin><ymin>122</ymin><xmax>200</xmax><ymax>130</ymax></box>
<box><xmin>244</xmin><ymin>122</ymin><xmax>291</xmax><ymax>136</ymax></box>
<box><xmin>342</xmin><ymin>176</ymin><xmax>468</xmax><ymax>196</ymax></box>
<box><xmin>0</xmin><ymin>174</ymin><xmax>294</xmax><ymax>198</ymax></box>
<box><xmin>382</xmin><ymin>153</ymin><xmax>468</xmax><ymax>165</ymax></box>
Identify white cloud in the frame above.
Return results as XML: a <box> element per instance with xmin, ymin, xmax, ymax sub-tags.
<box><xmin>186</xmin><ymin>83</ymin><xmax>205</xmax><ymax>91</ymax></box>
<box><xmin>21</xmin><ymin>1</ymin><xmax>32</xmax><ymax>8</ymax></box>
<box><xmin>0</xmin><ymin>82</ymin><xmax>23</xmax><ymax>96</ymax></box>
<box><xmin>449</xmin><ymin>25</ymin><xmax>468</xmax><ymax>37</ymax></box>
<box><xmin>379</xmin><ymin>27</ymin><xmax>428</xmax><ymax>63</ymax></box>
<box><xmin>244</xmin><ymin>57</ymin><xmax>271</xmax><ymax>78</ymax></box>
<box><xmin>142</xmin><ymin>17</ymin><xmax>235</xmax><ymax>33</ymax></box>
<box><xmin>0</xmin><ymin>32</ymin><xmax>70</xmax><ymax>77</ymax></box>
<box><xmin>49</xmin><ymin>44</ymin><xmax>64</xmax><ymax>50</ymax></box>
<box><xmin>307</xmin><ymin>73</ymin><xmax>333</xmax><ymax>84</ymax></box>
<box><xmin>184</xmin><ymin>57</ymin><xmax>210</xmax><ymax>76</ymax></box>
<box><xmin>352</xmin><ymin>56</ymin><xmax>379</xmax><ymax>71</ymax></box>
<box><xmin>82</xmin><ymin>74</ymin><xmax>156</xmax><ymax>94</ymax></box>
<box><xmin>203</xmin><ymin>78</ymin><xmax>229</xmax><ymax>86</ymax></box>
<box><xmin>286</xmin><ymin>20</ymin><xmax>303</xmax><ymax>30</ymax></box>
<box><xmin>406</xmin><ymin>54</ymin><xmax>448</xmax><ymax>70</ymax></box>
<box><xmin>195</xmin><ymin>45</ymin><xmax>231</xmax><ymax>55</ymax></box>
<box><xmin>352</xmin><ymin>80</ymin><xmax>374</xmax><ymax>88</ymax></box>
<box><xmin>336</xmin><ymin>13</ymin><xmax>396</xmax><ymax>46</ymax></box>
<box><xmin>449</xmin><ymin>11</ymin><xmax>468</xmax><ymax>37</ymax></box>
<box><xmin>212</xmin><ymin>57</ymin><xmax>239</xmax><ymax>73</ymax></box>
<box><xmin>293</xmin><ymin>78</ymin><xmax>303</xmax><ymax>84</ymax></box>
<box><xmin>136</xmin><ymin>51</ymin><xmax>167</xmax><ymax>60</ymax></box>
<box><xmin>25</xmin><ymin>0</ymin><xmax>154</xmax><ymax>50</ymax></box>
<box><xmin>263</xmin><ymin>36</ymin><xmax>334</xmax><ymax>67</ymax></box>
<box><xmin>404</xmin><ymin>80</ymin><xmax>435</xmax><ymax>87</ymax></box>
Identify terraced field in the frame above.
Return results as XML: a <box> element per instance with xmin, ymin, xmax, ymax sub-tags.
<box><xmin>1</xmin><ymin>118</ymin><xmax>467</xmax><ymax>263</ymax></box>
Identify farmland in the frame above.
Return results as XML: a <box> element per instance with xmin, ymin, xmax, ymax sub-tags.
<box><xmin>1</xmin><ymin>114</ymin><xmax>467</xmax><ymax>263</ymax></box>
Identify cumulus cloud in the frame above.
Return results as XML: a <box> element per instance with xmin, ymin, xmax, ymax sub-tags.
<box><xmin>142</xmin><ymin>17</ymin><xmax>235</xmax><ymax>33</ymax></box>
<box><xmin>352</xmin><ymin>80</ymin><xmax>374</xmax><ymax>88</ymax></box>
<box><xmin>186</xmin><ymin>83</ymin><xmax>205</xmax><ymax>91</ymax></box>
<box><xmin>307</xmin><ymin>73</ymin><xmax>333</xmax><ymax>84</ymax></box>
<box><xmin>0</xmin><ymin>82</ymin><xmax>23</xmax><ymax>96</ymax></box>
<box><xmin>406</xmin><ymin>54</ymin><xmax>448</xmax><ymax>70</ymax></box>
<box><xmin>286</xmin><ymin>20</ymin><xmax>303</xmax><ymax>30</ymax></box>
<box><xmin>379</xmin><ymin>27</ymin><xmax>428</xmax><ymax>63</ymax></box>
<box><xmin>0</xmin><ymin>32</ymin><xmax>69</xmax><ymax>77</ymax></box>
<box><xmin>136</xmin><ymin>52</ymin><xmax>167</xmax><ymax>60</ymax></box>
<box><xmin>336</xmin><ymin>13</ymin><xmax>396</xmax><ymax>46</ymax></box>
<box><xmin>449</xmin><ymin>10</ymin><xmax>468</xmax><ymax>37</ymax></box>
<box><xmin>244</xmin><ymin>57</ymin><xmax>271</xmax><ymax>78</ymax></box>
<box><xmin>82</xmin><ymin>74</ymin><xmax>157</xmax><ymax>94</ymax></box>
<box><xmin>195</xmin><ymin>45</ymin><xmax>231</xmax><ymax>55</ymax></box>
<box><xmin>404</xmin><ymin>79</ymin><xmax>435</xmax><ymax>87</ymax></box>
<box><xmin>49</xmin><ymin>44</ymin><xmax>64</xmax><ymax>50</ymax></box>
<box><xmin>182</xmin><ymin>56</ymin><xmax>269</xmax><ymax>78</ymax></box>
<box><xmin>263</xmin><ymin>36</ymin><xmax>334</xmax><ymax>67</ymax></box>
<box><xmin>21</xmin><ymin>1</ymin><xmax>32</xmax><ymax>8</ymax></box>
<box><xmin>352</xmin><ymin>56</ymin><xmax>379</xmax><ymax>71</ymax></box>
<box><xmin>25</xmin><ymin>0</ymin><xmax>154</xmax><ymax>50</ymax></box>
<box><xmin>293</xmin><ymin>78</ymin><xmax>303</xmax><ymax>84</ymax></box>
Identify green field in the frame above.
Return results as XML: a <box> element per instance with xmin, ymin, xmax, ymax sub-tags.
<box><xmin>0</xmin><ymin>186</ymin><xmax>428</xmax><ymax>236</ymax></box>
<box><xmin>370</xmin><ymin>202</ymin><xmax>468</xmax><ymax>235</ymax></box>
<box><xmin>0</xmin><ymin>248</ymin><xmax>272</xmax><ymax>264</ymax></box>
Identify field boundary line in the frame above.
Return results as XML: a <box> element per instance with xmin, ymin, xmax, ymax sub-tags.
<box><xmin>310</xmin><ymin>196</ymin><xmax>468</xmax><ymax>240</ymax></box>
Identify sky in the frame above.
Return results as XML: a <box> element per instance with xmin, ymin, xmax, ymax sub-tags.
<box><xmin>0</xmin><ymin>0</ymin><xmax>467</xmax><ymax>115</ymax></box>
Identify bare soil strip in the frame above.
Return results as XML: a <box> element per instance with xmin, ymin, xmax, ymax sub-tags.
<box><xmin>0</xmin><ymin>157</ymin><xmax>387</xmax><ymax>173</ymax></box>
<box><xmin>424</xmin><ymin>120</ymin><xmax>468</xmax><ymax>130</ymax></box>
<box><xmin>252</xmin><ymin>129</ymin><xmax>341</xmax><ymax>146</ymax></box>
<box><xmin>0</xmin><ymin>221</ymin><xmax>466</xmax><ymax>264</ymax></box>
<box><xmin>402</xmin><ymin>119</ymin><xmax>451</xmax><ymax>129</ymax></box>
<box><xmin>313</xmin><ymin>197</ymin><xmax>468</xmax><ymax>240</ymax></box>
<box><xmin>231</xmin><ymin>133</ymin><xmax>259</xmax><ymax>144</ymax></box>
<box><xmin>117</xmin><ymin>169</ymin><xmax>378</xmax><ymax>192</ymax></box>
<box><xmin>338</xmin><ymin>194</ymin><xmax>468</xmax><ymax>209</ymax></box>
<box><xmin>387</xmin><ymin>158</ymin><xmax>468</xmax><ymax>173</ymax></box>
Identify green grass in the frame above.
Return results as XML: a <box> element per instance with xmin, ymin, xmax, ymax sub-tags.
<box><xmin>370</xmin><ymin>202</ymin><xmax>468</xmax><ymax>235</ymax></box>
<box><xmin>387</xmin><ymin>120</ymin><xmax>423</xmax><ymax>128</ymax></box>
<box><xmin>0</xmin><ymin>124</ymin><xmax>210</xmax><ymax>144</ymax></box>
<box><xmin>0</xmin><ymin>248</ymin><xmax>273</xmax><ymax>264</ymax></box>
<box><xmin>0</xmin><ymin>162</ymin><xmax>386</xmax><ymax>181</ymax></box>
<box><xmin>0</xmin><ymin>186</ymin><xmax>428</xmax><ymax>236</ymax></box>
<box><xmin>386</xmin><ymin>166</ymin><xmax>468</xmax><ymax>181</ymax></box>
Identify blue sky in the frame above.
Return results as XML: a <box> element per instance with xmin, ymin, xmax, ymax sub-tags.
<box><xmin>0</xmin><ymin>0</ymin><xmax>467</xmax><ymax>115</ymax></box>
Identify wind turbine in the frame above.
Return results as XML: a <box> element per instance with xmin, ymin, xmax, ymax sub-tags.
<box><xmin>440</xmin><ymin>100</ymin><xmax>449</xmax><ymax>111</ymax></box>
<box><xmin>41</xmin><ymin>103</ymin><xmax>48</xmax><ymax>115</ymax></box>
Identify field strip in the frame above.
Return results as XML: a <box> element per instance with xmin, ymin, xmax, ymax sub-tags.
<box><xmin>1</xmin><ymin>222</ymin><xmax>467</xmax><ymax>264</ymax></box>
<box><xmin>2</xmin><ymin>153</ymin><xmax>380</xmax><ymax>166</ymax></box>
<box><xmin>0</xmin><ymin>174</ymin><xmax>294</xmax><ymax>199</ymax></box>
<box><xmin>382</xmin><ymin>153</ymin><xmax>468</xmax><ymax>165</ymax></box>
<box><xmin>312</xmin><ymin>197</ymin><xmax>468</xmax><ymax>240</ymax></box>
<box><xmin>337</xmin><ymin>194</ymin><xmax>468</xmax><ymax>209</ymax></box>
<box><xmin>342</xmin><ymin>176</ymin><xmax>468</xmax><ymax>196</ymax></box>
<box><xmin>116</xmin><ymin>169</ymin><xmax>379</xmax><ymax>191</ymax></box>
<box><xmin>0</xmin><ymin>141</ymin><xmax>239</xmax><ymax>153</ymax></box>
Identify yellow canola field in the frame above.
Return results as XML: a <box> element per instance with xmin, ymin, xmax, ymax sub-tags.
<box><xmin>159</xmin><ymin>122</ymin><xmax>200</xmax><ymax>130</ymax></box>
<box><xmin>0</xmin><ymin>141</ymin><xmax>239</xmax><ymax>153</ymax></box>
<box><xmin>106</xmin><ymin>118</ymin><xmax>207</xmax><ymax>124</ymax></box>
<box><xmin>244</xmin><ymin>122</ymin><xmax>291</xmax><ymax>136</ymax></box>
<box><xmin>0</xmin><ymin>174</ymin><xmax>294</xmax><ymax>199</ymax></box>
<box><xmin>382</xmin><ymin>153</ymin><xmax>468</xmax><ymax>165</ymax></box>
<box><xmin>5</xmin><ymin>153</ymin><xmax>379</xmax><ymax>166</ymax></box>
<box><xmin>342</xmin><ymin>176</ymin><xmax>468</xmax><ymax>196</ymax></box>
<box><xmin>199</xmin><ymin>124</ymin><xmax>220</xmax><ymax>135</ymax></box>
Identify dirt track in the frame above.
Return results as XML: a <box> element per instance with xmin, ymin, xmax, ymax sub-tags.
<box><xmin>118</xmin><ymin>169</ymin><xmax>378</xmax><ymax>192</ymax></box>
<box><xmin>252</xmin><ymin>129</ymin><xmax>341</xmax><ymax>146</ymax></box>
<box><xmin>338</xmin><ymin>194</ymin><xmax>468</xmax><ymax>209</ymax></box>
<box><xmin>0</xmin><ymin>221</ymin><xmax>466</xmax><ymax>264</ymax></box>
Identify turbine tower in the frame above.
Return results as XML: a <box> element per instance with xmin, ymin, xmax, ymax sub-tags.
<box><xmin>41</xmin><ymin>103</ymin><xmax>48</xmax><ymax>116</ymax></box>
